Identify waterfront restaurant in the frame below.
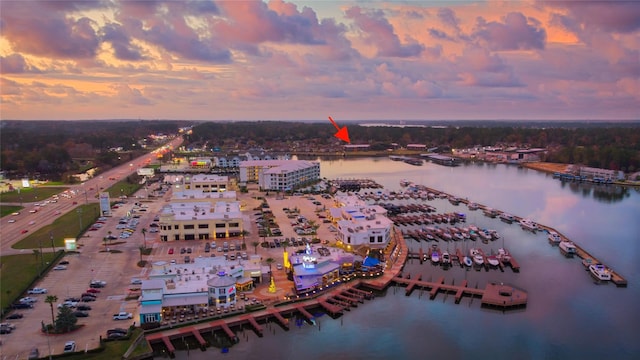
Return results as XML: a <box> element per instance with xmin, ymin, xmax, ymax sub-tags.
<box><xmin>138</xmin><ymin>257</ymin><xmax>262</xmax><ymax>325</ymax></box>
<box><xmin>288</xmin><ymin>244</ymin><xmax>359</xmax><ymax>294</ymax></box>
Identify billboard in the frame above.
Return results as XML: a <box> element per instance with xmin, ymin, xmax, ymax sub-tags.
<box><xmin>137</xmin><ymin>168</ymin><xmax>155</xmax><ymax>176</ymax></box>
<box><xmin>99</xmin><ymin>192</ymin><xmax>111</xmax><ymax>216</ymax></box>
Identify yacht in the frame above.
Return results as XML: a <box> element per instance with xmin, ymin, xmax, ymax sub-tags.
<box><xmin>547</xmin><ymin>231</ymin><xmax>562</xmax><ymax>245</ymax></box>
<box><xmin>589</xmin><ymin>264</ymin><xmax>612</xmax><ymax>281</ymax></box>
<box><xmin>469</xmin><ymin>248</ymin><xmax>484</xmax><ymax>266</ymax></box>
<box><xmin>467</xmin><ymin>202</ymin><xmax>480</xmax><ymax>211</ymax></box>
<box><xmin>431</xmin><ymin>250</ymin><xmax>440</xmax><ymax>264</ymax></box>
<box><xmin>499</xmin><ymin>213</ymin><xmax>515</xmax><ymax>224</ymax></box>
<box><xmin>441</xmin><ymin>251</ymin><xmax>451</xmax><ymax>266</ymax></box>
<box><xmin>559</xmin><ymin>240</ymin><xmax>577</xmax><ymax>258</ymax></box>
<box><xmin>519</xmin><ymin>218</ymin><xmax>539</xmax><ymax>232</ymax></box>
<box><xmin>463</xmin><ymin>256</ymin><xmax>473</xmax><ymax>267</ymax></box>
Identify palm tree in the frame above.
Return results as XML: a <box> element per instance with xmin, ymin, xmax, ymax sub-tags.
<box><xmin>281</xmin><ymin>239</ymin><xmax>290</xmax><ymax>252</ymax></box>
<box><xmin>265</xmin><ymin>257</ymin><xmax>274</xmax><ymax>273</ymax></box>
<box><xmin>141</xmin><ymin>228</ymin><xmax>147</xmax><ymax>249</ymax></box>
<box><xmin>252</xmin><ymin>241</ymin><xmax>260</xmax><ymax>255</ymax></box>
<box><xmin>138</xmin><ymin>245</ymin><xmax>145</xmax><ymax>265</ymax></box>
<box><xmin>45</xmin><ymin>295</ymin><xmax>58</xmax><ymax>326</ymax></box>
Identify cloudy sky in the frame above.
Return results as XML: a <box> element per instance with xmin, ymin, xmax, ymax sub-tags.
<box><xmin>1</xmin><ymin>0</ymin><xmax>638</xmax><ymax>121</ymax></box>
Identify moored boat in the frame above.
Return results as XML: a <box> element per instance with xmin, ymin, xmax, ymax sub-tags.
<box><xmin>463</xmin><ymin>256</ymin><xmax>473</xmax><ymax>267</ymax></box>
<box><xmin>559</xmin><ymin>240</ymin><xmax>577</xmax><ymax>258</ymax></box>
<box><xmin>499</xmin><ymin>213</ymin><xmax>515</xmax><ymax>224</ymax></box>
<box><xmin>467</xmin><ymin>202</ymin><xmax>479</xmax><ymax>211</ymax></box>
<box><xmin>431</xmin><ymin>250</ymin><xmax>440</xmax><ymax>264</ymax></box>
<box><xmin>589</xmin><ymin>264</ymin><xmax>612</xmax><ymax>281</ymax></box>
<box><xmin>487</xmin><ymin>255</ymin><xmax>500</xmax><ymax>268</ymax></box>
<box><xmin>519</xmin><ymin>218</ymin><xmax>539</xmax><ymax>232</ymax></box>
<box><xmin>442</xmin><ymin>251</ymin><xmax>450</xmax><ymax>265</ymax></box>
<box><xmin>547</xmin><ymin>231</ymin><xmax>562</xmax><ymax>245</ymax></box>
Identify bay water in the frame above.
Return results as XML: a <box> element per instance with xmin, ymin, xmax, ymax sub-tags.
<box><xmin>171</xmin><ymin>158</ymin><xmax>640</xmax><ymax>360</ymax></box>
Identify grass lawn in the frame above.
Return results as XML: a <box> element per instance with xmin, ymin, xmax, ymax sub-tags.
<box><xmin>12</xmin><ymin>203</ymin><xmax>101</xmax><ymax>249</ymax></box>
<box><xmin>105</xmin><ymin>180</ymin><xmax>142</xmax><ymax>199</ymax></box>
<box><xmin>0</xmin><ymin>251</ymin><xmax>61</xmax><ymax>312</ymax></box>
<box><xmin>64</xmin><ymin>328</ymin><xmax>148</xmax><ymax>360</ymax></box>
<box><xmin>0</xmin><ymin>205</ymin><xmax>23</xmax><ymax>217</ymax></box>
<box><xmin>0</xmin><ymin>186</ymin><xmax>68</xmax><ymax>203</ymax></box>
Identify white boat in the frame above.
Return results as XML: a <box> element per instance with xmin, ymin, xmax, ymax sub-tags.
<box><xmin>589</xmin><ymin>264</ymin><xmax>612</xmax><ymax>281</ymax></box>
<box><xmin>548</xmin><ymin>231</ymin><xmax>562</xmax><ymax>245</ymax></box>
<box><xmin>487</xmin><ymin>255</ymin><xmax>500</xmax><ymax>267</ymax></box>
<box><xmin>559</xmin><ymin>240</ymin><xmax>577</xmax><ymax>257</ymax></box>
<box><xmin>469</xmin><ymin>248</ymin><xmax>484</xmax><ymax>266</ymax></box>
<box><xmin>442</xmin><ymin>252</ymin><xmax>450</xmax><ymax>265</ymax></box>
<box><xmin>463</xmin><ymin>256</ymin><xmax>473</xmax><ymax>267</ymax></box>
<box><xmin>467</xmin><ymin>202</ymin><xmax>479</xmax><ymax>211</ymax></box>
<box><xmin>431</xmin><ymin>251</ymin><xmax>440</xmax><ymax>264</ymax></box>
<box><xmin>499</xmin><ymin>213</ymin><xmax>515</xmax><ymax>224</ymax></box>
<box><xmin>497</xmin><ymin>248</ymin><xmax>511</xmax><ymax>262</ymax></box>
<box><xmin>519</xmin><ymin>219</ymin><xmax>539</xmax><ymax>232</ymax></box>
<box><xmin>400</xmin><ymin>179</ymin><xmax>411</xmax><ymax>187</ymax></box>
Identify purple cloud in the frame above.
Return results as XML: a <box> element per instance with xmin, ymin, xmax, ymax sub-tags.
<box><xmin>345</xmin><ymin>6</ymin><xmax>424</xmax><ymax>58</ymax></box>
<box><xmin>474</xmin><ymin>12</ymin><xmax>546</xmax><ymax>51</ymax></box>
<box><xmin>0</xmin><ymin>53</ymin><xmax>40</xmax><ymax>73</ymax></box>
<box><xmin>542</xmin><ymin>0</ymin><xmax>640</xmax><ymax>33</ymax></box>
<box><xmin>438</xmin><ymin>7</ymin><xmax>460</xmax><ymax>31</ymax></box>
<box><xmin>101</xmin><ymin>23</ymin><xmax>146</xmax><ymax>61</ymax></box>
<box><xmin>0</xmin><ymin>1</ymin><xmax>101</xmax><ymax>59</ymax></box>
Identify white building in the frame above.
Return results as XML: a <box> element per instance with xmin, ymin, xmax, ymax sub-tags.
<box><xmin>239</xmin><ymin>160</ymin><xmax>320</xmax><ymax>191</ymax></box>
<box><xmin>139</xmin><ymin>256</ymin><xmax>261</xmax><ymax>324</ymax></box>
<box><xmin>332</xmin><ymin>195</ymin><xmax>393</xmax><ymax>249</ymax></box>
<box><xmin>288</xmin><ymin>244</ymin><xmax>358</xmax><ymax>293</ymax></box>
<box><xmin>183</xmin><ymin>174</ymin><xmax>229</xmax><ymax>192</ymax></box>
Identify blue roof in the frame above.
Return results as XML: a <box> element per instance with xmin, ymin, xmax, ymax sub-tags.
<box><xmin>362</xmin><ymin>257</ymin><xmax>380</xmax><ymax>267</ymax></box>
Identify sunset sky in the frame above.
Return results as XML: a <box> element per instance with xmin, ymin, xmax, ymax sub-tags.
<box><xmin>1</xmin><ymin>0</ymin><xmax>638</xmax><ymax>121</ymax></box>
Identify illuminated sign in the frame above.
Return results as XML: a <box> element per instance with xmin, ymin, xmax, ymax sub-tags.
<box><xmin>64</xmin><ymin>238</ymin><xmax>77</xmax><ymax>251</ymax></box>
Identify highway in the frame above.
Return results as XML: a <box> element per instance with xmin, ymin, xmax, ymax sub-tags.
<box><xmin>0</xmin><ymin>136</ymin><xmax>183</xmax><ymax>256</ymax></box>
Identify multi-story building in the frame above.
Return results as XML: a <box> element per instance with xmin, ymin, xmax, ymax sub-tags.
<box><xmin>171</xmin><ymin>189</ymin><xmax>237</xmax><ymax>204</ymax></box>
<box><xmin>288</xmin><ymin>244</ymin><xmax>357</xmax><ymax>293</ymax></box>
<box><xmin>332</xmin><ymin>195</ymin><xmax>393</xmax><ymax>249</ymax></box>
<box><xmin>158</xmin><ymin>200</ymin><xmax>243</xmax><ymax>241</ymax></box>
<box><xmin>139</xmin><ymin>256</ymin><xmax>262</xmax><ymax>324</ymax></box>
<box><xmin>239</xmin><ymin>160</ymin><xmax>320</xmax><ymax>191</ymax></box>
<box><xmin>182</xmin><ymin>174</ymin><xmax>229</xmax><ymax>192</ymax></box>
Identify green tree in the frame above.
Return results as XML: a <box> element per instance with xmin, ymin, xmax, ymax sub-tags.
<box><xmin>138</xmin><ymin>245</ymin><xmax>146</xmax><ymax>266</ymax></box>
<box><xmin>252</xmin><ymin>241</ymin><xmax>260</xmax><ymax>255</ymax></box>
<box><xmin>45</xmin><ymin>295</ymin><xmax>58</xmax><ymax>326</ymax></box>
<box><xmin>265</xmin><ymin>258</ymin><xmax>274</xmax><ymax>273</ymax></box>
<box><xmin>55</xmin><ymin>305</ymin><xmax>77</xmax><ymax>333</ymax></box>
<box><xmin>141</xmin><ymin>228</ymin><xmax>147</xmax><ymax>249</ymax></box>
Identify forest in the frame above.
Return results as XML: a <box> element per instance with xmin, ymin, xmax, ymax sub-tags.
<box><xmin>1</xmin><ymin>120</ymin><xmax>639</xmax><ymax>181</ymax></box>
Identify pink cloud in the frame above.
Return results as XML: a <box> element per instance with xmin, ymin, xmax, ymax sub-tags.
<box><xmin>474</xmin><ymin>12</ymin><xmax>546</xmax><ymax>50</ymax></box>
<box><xmin>542</xmin><ymin>0</ymin><xmax>640</xmax><ymax>33</ymax></box>
<box><xmin>0</xmin><ymin>53</ymin><xmax>40</xmax><ymax>73</ymax></box>
<box><xmin>345</xmin><ymin>6</ymin><xmax>424</xmax><ymax>58</ymax></box>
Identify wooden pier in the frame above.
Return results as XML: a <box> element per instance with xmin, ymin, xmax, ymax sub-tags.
<box><xmin>393</xmin><ymin>274</ymin><xmax>527</xmax><ymax>309</ymax></box>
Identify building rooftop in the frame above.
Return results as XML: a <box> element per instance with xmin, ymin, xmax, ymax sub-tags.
<box><xmin>160</xmin><ymin>201</ymin><xmax>241</xmax><ymax>221</ymax></box>
<box><xmin>172</xmin><ymin>190</ymin><xmax>236</xmax><ymax>201</ymax></box>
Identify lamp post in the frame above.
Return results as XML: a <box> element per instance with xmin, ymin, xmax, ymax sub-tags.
<box><xmin>50</xmin><ymin>231</ymin><xmax>55</xmax><ymax>254</ymax></box>
<box><xmin>77</xmin><ymin>208</ymin><xmax>83</xmax><ymax>232</ymax></box>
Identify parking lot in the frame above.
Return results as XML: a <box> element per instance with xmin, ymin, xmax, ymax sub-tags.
<box><xmin>0</xmin><ymin>193</ymin><xmax>166</xmax><ymax>358</ymax></box>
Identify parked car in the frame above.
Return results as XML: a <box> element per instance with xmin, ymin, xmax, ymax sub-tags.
<box><xmin>53</xmin><ymin>265</ymin><xmax>67</xmax><ymax>270</ymax></box>
<box><xmin>28</xmin><ymin>288</ymin><xmax>48</xmax><ymax>294</ymax></box>
<box><xmin>28</xmin><ymin>348</ymin><xmax>40</xmax><ymax>360</ymax></box>
<box><xmin>19</xmin><ymin>297</ymin><xmax>37</xmax><ymax>304</ymax></box>
<box><xmin>5</xmin><ymin>313</ymin><xmax>24</xmax><ymax>320</ymax></box>
<box><xmin>76</xmin><ymin>304</ymin><xmax>92</xmax><ymax>311</ymax></box>
<box><xmin>107</xmin><ymin>328</ymin><xmax>129</xmax><ymax>335</ymax></box>
<box><xmin>113</xmin><ymin>312</ymin><xmax>132</xmax><ymax>320</ymax></box>
<box><xmin>58</xmin><ymin>301</ymin><xmax>78</xmax><ymax>308</ymax></box>
<box><xmin>90</xmin><ymin>280</ymin><xmax>106</xmax><ymax>288</ymax></box>
<box><xmin>81</xmin><ymin>296</ymin><xmax>96</xmax><ymax>302</ymax></box>
<box><xmin>11</xmin><ymin>303</ymin><xmax>33</xmax><ymax>309</ymax></box>
<box><xmin>58</xmin><ymin>260</ymin><xmax>70</xmax><ymax>265</ymax></box>
<box><xmin>130</xmin><ymin>278</ymin><xmax>142</xmax><ymax>285</ymax></box>
<box><xmin>85</xmin><ymin>288</ymin><xmax>100</xmax><ymax>294</ymax></box>
<box><xmin>168</xmin><ymin>248</ymin><xmax>174</xmax><ymax>255</ymax></box>
<box><xmin>107</xmin><ymin>332</ymin><xmax>128</xmax><ymax>340</ymax></box>
<box><xmin>72</xmin><ymin>311</ymin><xmax>89</xmax><ymax>318</ymax></box>
<box><xmin>63</xmin><ymin>341</ymin><xmax>76</xmax><ymax>353</ymax></box>
<box><xmin>81</xmin><ymin>293</ymin><xmax>97</xmax><ymax>299</ymax></box>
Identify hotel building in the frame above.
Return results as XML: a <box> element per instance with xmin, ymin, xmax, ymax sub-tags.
<box><xmin>239</xmin><ymin>160</ymin><xmax>320</xmax><ymax>191</ymax></box>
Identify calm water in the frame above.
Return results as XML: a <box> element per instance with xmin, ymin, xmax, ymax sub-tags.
<box><xmin>172</xmin><ymin>158</ymin><xmax>640</xmax><ymax>360</ymax></box>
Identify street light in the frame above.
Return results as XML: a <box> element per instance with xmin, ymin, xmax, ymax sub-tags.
<box><xmin>77</xmin><ymin>208</ymin><xmax>83</xmax><ymax>232</ymax></box>
<box><xmin>50</xmin><ymin>231</ymin><xmax>55</xmax><ymax>254</ymax></box>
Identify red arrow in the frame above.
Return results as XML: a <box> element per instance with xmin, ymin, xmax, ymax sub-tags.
<box><xmin>328</xmin><ymin>116</ymin><xmax>350</xmax><ymax>143</ymax></box>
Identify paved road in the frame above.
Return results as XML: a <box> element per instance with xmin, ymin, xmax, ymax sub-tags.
<box><xmin>0</xmin><ymin>136</ymin><xmax>183</xmax><ymax>256</ymax></box>
<box><xmin>0</xmin><ymin>137</ymin><xmax>182</xmax><ymax>358</ymax></box>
